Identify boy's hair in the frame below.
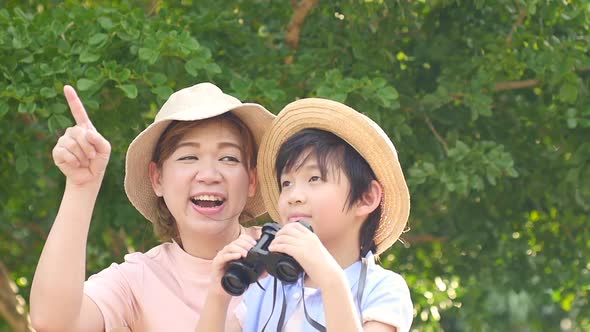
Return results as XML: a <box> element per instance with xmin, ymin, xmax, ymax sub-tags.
<box><xmin>150</xmin><ymin>112</ymin><xmax>257</xmax><ymax>244</ymax></box>
<box><xmin>275</xmin><ymin>128</ymin><xmax>381</xmax><ymax>256</ymax></box>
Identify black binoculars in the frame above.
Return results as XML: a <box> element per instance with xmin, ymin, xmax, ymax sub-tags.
<box><xmin>221</xmin><ymin>221</ymin><xmax>313</xmax><ymax>296</ymax></box>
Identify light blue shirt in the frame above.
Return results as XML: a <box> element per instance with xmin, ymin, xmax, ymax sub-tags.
<box><xmin>239</xmin><ymin>252</ymin><xmax>413</xmax><ymax>332</ymax></box>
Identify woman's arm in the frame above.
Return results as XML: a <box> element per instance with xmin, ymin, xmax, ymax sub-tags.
<box><xmin>30</xmin><ymin>86</ymin><xmax>111</xmax><ymax>332</ymax></box>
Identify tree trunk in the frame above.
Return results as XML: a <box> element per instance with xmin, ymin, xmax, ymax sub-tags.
<box><xmin>0</xmin><ymin>261</ymin><xmax>33</xmax><ymax>332</ymax></box>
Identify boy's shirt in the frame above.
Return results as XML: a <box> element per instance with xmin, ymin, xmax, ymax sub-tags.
<box><xmin>236</xmin><ymin>252</ymin><xmax>413</xmax><ymax>332</ymax></box>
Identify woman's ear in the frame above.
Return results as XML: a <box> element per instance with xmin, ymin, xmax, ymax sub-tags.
<box><xmin>355</xmin><ymin>180</ymin><xmax>383</xmax><ymax>217</ymax></box>
<box><xmin>247</xmin><ymin>168</ymin><xmax>257</xmax><ymax>198</ymax></box>
<box><xmin>149</xmin><ymin>161</ymin><xmax>164</xmax><ymax>197</ymax></box>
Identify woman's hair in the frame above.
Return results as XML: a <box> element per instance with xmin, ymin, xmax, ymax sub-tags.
<box><xmin>275</xmin><ymin>128</ymin><xmax>381</xmax><ymax>256</ymax></box>
<box><xmin>150</xmin><ymin>112</ymin><xmax>257</xmax><ymax>244</ymax></box>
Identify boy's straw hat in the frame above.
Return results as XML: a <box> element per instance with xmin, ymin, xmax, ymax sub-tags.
<box><xmin>258</xmin><ymin>98</ymin><xmax>410</xmax><ymax>255</ymax></box>
<box><xmin>124</xmin><ymin>82</ymin><xmax>275</xmax><ymax>223</ymax></box>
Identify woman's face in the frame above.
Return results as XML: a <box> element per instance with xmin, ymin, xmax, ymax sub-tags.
<box><xmin>150</xmin><ymin>117</ymin><xmax>256</xmax><ymax>239</ymax></box>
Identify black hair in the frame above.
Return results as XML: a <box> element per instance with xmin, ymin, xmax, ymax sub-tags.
<box><xmin>275</xmin><ymin>128</ymin><xmax>381</xmax><ymax>256</ymax></box>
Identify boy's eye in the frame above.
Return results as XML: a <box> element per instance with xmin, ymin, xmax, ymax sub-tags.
<box><xmin>281</xmin><ymin>180</ymin><xmax>291</xmax><ymax>188</ymax></box>
<box><xmin>309</xmin><ymin>176</ymin><xmax>321</xmax><ymax>182</ymax></box>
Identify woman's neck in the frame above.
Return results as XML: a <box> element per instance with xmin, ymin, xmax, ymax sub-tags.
<box><xmin>180</xmin><ymin>224</ymin><xmax>242</xmax><ymax>260</ymax></box>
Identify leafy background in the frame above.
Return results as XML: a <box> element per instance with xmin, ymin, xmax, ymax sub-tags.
<box><xmin>0</xmin><ymin>0</ymin><xmax>589</xmax><ymax>331</ymax></box>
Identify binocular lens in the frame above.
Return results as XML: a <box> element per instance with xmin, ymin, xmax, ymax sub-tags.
<box><xmin>276</xmin><ymin>261</ymin><xmax>300</xmax><ymax>283</ymax></box>
<box><xmin>221</xmin><ymin>270</ymin><xmax>248</xmax><ymax>296</ymax></box>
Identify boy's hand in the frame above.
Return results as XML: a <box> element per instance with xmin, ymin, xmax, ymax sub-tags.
<box><xmin>209</xmin><ymin>234</ymin><xmax>257</xmax><ymax>297</ymax></box>
<box><xmin>52</xmin><ymin>85</ymin><xmax>111</xmax><ymax>186</ymax></box>
<box><xmin>268</xmin><ymin>222</ymin><xmax>341</xmax><ymax>288</ymax></box>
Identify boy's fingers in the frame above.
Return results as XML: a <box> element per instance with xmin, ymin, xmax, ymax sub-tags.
<box><xmin>64</xmin><ymin>85</ymin><xmax>94</xmax><ymax>129</ymax></box>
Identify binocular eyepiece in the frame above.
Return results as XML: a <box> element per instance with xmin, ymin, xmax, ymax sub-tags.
<box><xmin>221</xmin><ymin>221</ymin><xmax>313</xmax><ymax>296</ymax></box>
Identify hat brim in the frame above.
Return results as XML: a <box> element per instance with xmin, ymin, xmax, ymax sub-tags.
<box><xmin>125</xmin><ymin>103</ymin><xmax>274</xmax><ymax>224</ymax></box>
<box><xmin>258</xmin><ymin>98</ymin><xmax>410</xmax><ymax>255</ymax></box>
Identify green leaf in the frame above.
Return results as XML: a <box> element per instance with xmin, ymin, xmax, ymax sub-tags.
<box><xmin>138</xmin><ymin>48</ymin><xmax>160</xmax><ymax>64</ymax></box>
<box><xmin>16</xmin><ymin>155</ymin><xmax>29</xmax><ymax>174</ymax></box>
<box><xmin>77</xmin><ymin>78</ymin><xmax>97</xmax><ymax>91</ymax></box>
<box><xmin>148</xmin><ymin>72</ymin><xmax>167</xmax><ymax>85</ymax></box>
<box><xmin>85</xmin><ymin>99</ymin><xmax>100</xmax><ymax>111</ymax></box>
<box><xmin>115</xmin><ymin>68</ymin><xmax>131</xmax><ymax>82</ymax></box>
<box><xmin>20</xmin><ymin>54</ymin><xmax>34</xmax><ymax>63</ymax></box>
<box><xmin>559</xmin><ymin>83</ymin><xmax>578</xmax><ymax>103</ymax></box>
<box><xmin>204</xmin><ymin>63</ymin><xmax>222</xmax><ymax>75</ymax></box>
<box><xmin>117</xmin><ymin>84</ymin><xmax>138</xmax><ymax>99</ymax></box>
<box><xmin>80</xmin><ymin>50</ymin><xmax>100</xmax><ymax>63</ymax></box>
<box><xmin>184</xmin><ymin>58</ymin><xmax>205</xmax><ymax>76</ymax></box>
<box><xmin>48</xmin><ymin>114</ymin><xmax>73</xmax><ymax>133</ymax></box>
<box><xmin>183</xmin><ymin>37</ymin><xmax>200</xmax><ymax>51</ymax></box>
<box><xmin>18</xmin><ymin>102</ymin><xmax>36</xmax><ymax>113</ymax></box>
<box><xmin>98</xmin><ymin>17</ymin><xmax>114</xmax><ymax>30</ymax></box>
<box><xmin>89</xmin><ymin>33</ymin><xmax>108</xmax><ymax>46</ymax></box>
<box><xmin>376</xmin><ymin>86</ymin><xmax>399</xmax><ymax>108</ymax></box>
<box><xmin>230</xmin><ymin>77</ymin><xmax>252</xmax><ymax>97</ymax></box>
<box><xmin>40</xmin><ymin>87</ymin><xmax>57</xmax><ymax>98</ymax></box>
<box><xmin>0</xmin><ymin>101</ymin><xmax>8</xmax><ymax>117</ymax></box>
<box><xmin>152</xmin><ymin>85</ymin><xmax>173</xmax><ymax>101</ymax></box>
<box><xmin>567</xmin><ymin>118</ymin><xmax>577</xmax><ymax>129</ymax></box>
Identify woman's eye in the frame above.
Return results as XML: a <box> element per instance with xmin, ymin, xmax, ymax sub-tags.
<box><xmin>281</xmin><ymin>180</ymin><xmax>291</xmax><ymax>188</ymax></box>
<box><xmin>220</xmin><ymin>156</ymin><xmax>240</xmax><ymax>163</ymax></box>
<box><xmin>178</xmin><ymin>155</ymin><xmax>198</xmax><ymax>161</ymax></box>
<box><xmin>309</xmin><ymin>176</ymin><xmax>321</xmax><ymax>182</ymax></box>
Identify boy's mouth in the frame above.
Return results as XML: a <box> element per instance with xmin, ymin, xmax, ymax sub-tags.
<box><xmin>190</xmin><ymin>194</ymin><xmax>225</xmax><ymax>208</ymax></box>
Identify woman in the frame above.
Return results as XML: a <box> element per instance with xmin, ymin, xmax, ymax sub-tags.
<box><xmin>30</xmin><ymin>82</ymin><xmax>274</xmax><ymax>331</ymax></box>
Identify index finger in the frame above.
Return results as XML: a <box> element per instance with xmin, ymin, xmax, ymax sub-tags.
<box><xmin>64</xmin><ymin>85</ymin><xmax>93</xmax><ymax>129</ymax></box>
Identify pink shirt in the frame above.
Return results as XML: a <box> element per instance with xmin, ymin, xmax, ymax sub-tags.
<box><xmin>84</xmin><ymin>240</ymin><xmax>242</xmax><ymax>332</ymax></box>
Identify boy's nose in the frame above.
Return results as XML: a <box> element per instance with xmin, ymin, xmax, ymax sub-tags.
<box><xmin>287</xmin><ymin>187</ymin><xmax>306</xmax><ymax>205</ymax></box>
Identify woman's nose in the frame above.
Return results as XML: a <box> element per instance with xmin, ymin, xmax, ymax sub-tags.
<box><xmin>194</xmin><ymin>162</ymin><xmax>222</xmax><ymax>184</ymax></box>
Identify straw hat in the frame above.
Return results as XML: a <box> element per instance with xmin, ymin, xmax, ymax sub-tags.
<box><xmin>258</xmin><ymin>98</ymin><xmax>410</xmax><ymax>254</ymax></box>
<box><xmin>124</xmin><ymin>82</ymin><xmax>275</xmax><ymax>223</ymax></box>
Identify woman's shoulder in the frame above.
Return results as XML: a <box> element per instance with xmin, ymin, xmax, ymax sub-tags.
<box><xmin>123</xmin><ymin>242</ymin><xmax>172</xmax><ymax>263</ymax></box>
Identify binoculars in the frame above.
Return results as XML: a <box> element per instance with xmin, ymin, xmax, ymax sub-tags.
<box><xmin>221</xmin><ymin>221</ymin><xmax>312</xmax><ymax>296</ymax></box>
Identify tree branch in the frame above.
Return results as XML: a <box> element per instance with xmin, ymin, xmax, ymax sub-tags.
<box><xmin>494</xmin><ymin>79</ymin><xmax>538</xmax><ymax>91</ymax></box>
<box><xmin>506</xmin><ymin>7</ymin><xmax>528</xmax><ymax>46</ymax></box>
<box><xmin>147</xmin><ymin>0</ymin><xmax>162</xmax><ymax>16</ymax></box>
<box><xmin>0</xmin><ymin>262</ymin><xmax>33</xmax><ymax>332</ymax></box>
<box><xmin>424</xmin><ymin>115</ymin><xmax>449</xmax><ymax>153</ymax></box>
<box><xmin>285</xmin><ymin>0</ymin><xmax>319</xmax><ymax>50</ymax></box>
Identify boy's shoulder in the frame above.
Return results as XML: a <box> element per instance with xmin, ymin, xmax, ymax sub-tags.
<box><xmin>364</xmin><ymin>261</ymin><xmax>411</xmax><ymax>295</ymax></box>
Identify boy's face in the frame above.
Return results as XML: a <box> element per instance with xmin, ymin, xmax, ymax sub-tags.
<box><xmin>277</xmin><ymin>150</ymin><xmax>361</xmax><ymax>249</ymax></box>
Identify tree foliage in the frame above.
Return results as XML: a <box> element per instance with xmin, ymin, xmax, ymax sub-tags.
<box><xmin>1</xmin><ymin>1</ymin><xmax>589</xmax><ymax>331</ymax></box>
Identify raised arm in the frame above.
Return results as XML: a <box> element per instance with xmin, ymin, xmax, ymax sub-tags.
<box><xmin>30</xmin><ymin>85</ymin><xmax>111</xmax><ymax>332</ymax></box>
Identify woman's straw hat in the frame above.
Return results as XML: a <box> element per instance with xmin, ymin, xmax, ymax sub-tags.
<box><xmin>124</xmin><ymin>82</ymin><xmax>275</xmax><ymax>223</ymax></box>
<box><xmin>258</xmin><ymin>98</ymin><xmax>410</xmax><ymax>254</ymax></box>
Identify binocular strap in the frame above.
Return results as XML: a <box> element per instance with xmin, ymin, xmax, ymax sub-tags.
<box><xmin>262</xmin><ymin>258</ymin><xmax>369</xmax><ymax>331</ymax></box>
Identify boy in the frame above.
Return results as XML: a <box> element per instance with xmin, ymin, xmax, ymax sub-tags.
<box><xmin>197</xmin><ymin>98</ymin><xmax>412</xmax><ymax>332</ymax></box>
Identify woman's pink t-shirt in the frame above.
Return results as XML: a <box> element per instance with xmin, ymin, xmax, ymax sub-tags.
<box><xmin>83</xmin><ymin>240</ymin><xmax>242</xmax><ymax>331</ymax></box>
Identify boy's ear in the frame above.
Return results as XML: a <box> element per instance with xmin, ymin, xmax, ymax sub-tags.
<box><xmin>247</xmin><ymin>168</ymin><xmax>257</xmax><ymax>198</ymax></box>
<box><xmin>149</xmin><ymin>161</ymin><xmax>164</xmax><ymax>197</ymax></box>
<box><xmin>355</xmin><ymin>180</ymin><xmax>383</xmax><ymax>217</ymax></box>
